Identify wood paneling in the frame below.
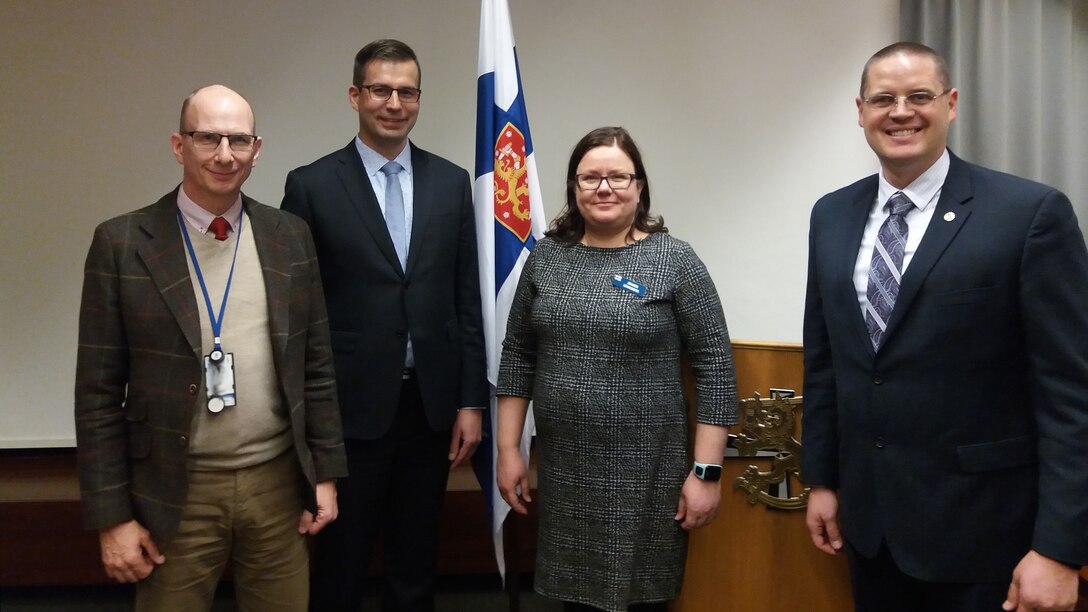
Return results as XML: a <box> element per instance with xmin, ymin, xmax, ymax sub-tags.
<box><xmin>0</xmin><ymin>452</ymin><xmax>102</xmax><ymax>586</ymax></box>
<box><xmin>4</xmin><ymin>341</ymin><xmax>1081</xmax><ymax>608</ymax></box>
<box><xmin>673</xmin><ymin>341</ymin><xmax>853</xmax><ymax>612</ymax></box>
<box><xmin>0</xmin><ymin>451</ymin><xmax>533</xmax><ymax>587</ymax></box>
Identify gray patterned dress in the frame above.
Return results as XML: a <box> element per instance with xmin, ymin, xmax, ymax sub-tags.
<box><xmin>497</xmin><ymin>232</ymin><xmax>738</xmax><ymax>611</ymax></box>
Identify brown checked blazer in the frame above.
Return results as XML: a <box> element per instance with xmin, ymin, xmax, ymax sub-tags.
<box><xmin>74</xmin><ymin>189</ymin><xmax>347</xmax><ymax>548</ymax></box>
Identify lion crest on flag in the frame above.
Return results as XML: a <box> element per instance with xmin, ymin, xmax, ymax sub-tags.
<box><xmin>493</xmin><ymin>122</ymin><xmax>531</xmax><ymax>241</ymax></box>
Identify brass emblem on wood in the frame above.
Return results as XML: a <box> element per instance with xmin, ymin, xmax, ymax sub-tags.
<box><xmin>731</xmin><ymin>392</ymin><xmax>808</xmax><ymax>510</ymax></box>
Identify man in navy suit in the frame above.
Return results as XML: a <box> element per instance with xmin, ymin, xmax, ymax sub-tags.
<box><xmin>802</xmin><ymin>42</ymin><xmax>1088</xmax><ymax>611</ymax></box>
<box><xmin>281</xmin><ymin>39</ymin><xmax>487</xmax><ymax>611</ymax></box>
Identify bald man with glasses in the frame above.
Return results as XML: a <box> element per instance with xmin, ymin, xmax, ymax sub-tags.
<box><xmin>75</xmin><ymin>84</ymin><xmax>346</xmax><ymax>612</ymax></box>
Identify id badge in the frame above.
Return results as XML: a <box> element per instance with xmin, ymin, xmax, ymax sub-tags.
<box><xmin>611</xmin><ymin>274</ymin><xmax>646</xmax><ymax>297</ymax></box>
<box><xmin>203</xmin><ymin>351</ymin><xmax>237</xmax><ymax>413</ymax></box>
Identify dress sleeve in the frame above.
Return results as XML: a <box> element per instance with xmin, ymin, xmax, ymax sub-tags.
<box><xmin>672</xmin><ymin>240</ymin><xmax>739</xmax><ymax>426</ymax></box>
<box><xmin>496</xmin><ymin>244</ymin><xmax>542</xmax><ymax>398</ymax></box>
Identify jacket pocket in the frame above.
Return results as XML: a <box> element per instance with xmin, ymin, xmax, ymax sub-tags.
<box><xmin>124</xmin><ymin>398</ymin><xmax>150</xmax><ymax>458</ymax></box>
<box><xmin>124</xmin><ymin>398</ymin><xmax>147</xmax><ymax>421</ymax></box>
<box><xmin>128</xmin><ymin>425</ymin><xmax>151</xmax><ymax>459</ymax></box>
<box><xmin>932</xmin><ymin>285</ymin><xmax>999</xmax><ymax>305</ymax></box>
<box><xmin>330</xmin><ymin>330</ymin><xmax>357</xmax><ymax>354</ymax></box>
<box><xmin>446</xmin><ymin>319</ymin><xmax>461</xmax><ymax>343</ymax></box>
<box><xmin>956</xmin><ymin>436</ymin><xmax>1035</xmax><ymax>473</ymax></box>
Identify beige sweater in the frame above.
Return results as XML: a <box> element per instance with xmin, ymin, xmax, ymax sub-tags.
<box><xmin>183</xmin><ymin>212</ymin><xmax>292</xmax><ymax>470</ymax></box>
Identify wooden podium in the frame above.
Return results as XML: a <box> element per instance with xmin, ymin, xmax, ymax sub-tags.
<box><xmin>673</xmin><ymin>341</ymin><xmax>853</xmax><ymax>612</ymax></box>
<box><xmin>674</xmin><ymin>341</ymin><xmax>1088</xmax><ymax>611</ymax></box>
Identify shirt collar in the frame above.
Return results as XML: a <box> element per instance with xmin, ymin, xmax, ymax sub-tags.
<box><xmin>176</xmin><ymin>186</ymin><xmax>244</xmax><ymax>236</ymax></box>
<box><xmin>877</xmin><ymin>148</ymin><xmax>950</xmax><ymax>212</ymax></box>
<box><xmin>354</xmin><ymin>136</ymin><xmax>413</xmax><ymax>178</ymax></box>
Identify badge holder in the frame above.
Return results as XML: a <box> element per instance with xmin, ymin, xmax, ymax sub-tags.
<box><xmin>204</xmin><ymin>345</ymin><xmax>236</xmax><ymax>413</ymax></box>
<box><xmin>178</xmin><ymin>209</ymin><xmax>244</xmax><ymax>414</ymax></box>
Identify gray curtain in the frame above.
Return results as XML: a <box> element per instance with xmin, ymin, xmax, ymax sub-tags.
<box><xmin>900</xmin><ymin>0</ymin><xmax>1087</xmax><ymax>236</ymax></box>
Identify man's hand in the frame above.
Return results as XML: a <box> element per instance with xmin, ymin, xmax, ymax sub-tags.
<box><xmin>448</xmin><ymin>408</ymin><xmax>482</xmax><ymax>469</ymax></box>
<box><xmin>674</xmin><ymin>472</ymin><xmax>722</xmax><ymax>530</ymax></box>
<box><xmin>496</xmin><ymin>446</ymin><xmax>531</xmax><ymax>515</ymax></box>
<box><xmin>299</xmin><ymin>480</ymin><xmax>339</xmax><ymax>535</ymax></box>
<box><xmin>806</xmin><ymin>486</ymin><xmax>843</xmax><ymax>555</ymax></box>
<box><xmin>1002</xmin><ymin>550</ymin><xmax>1080</xmax><ymax>611</ymax></box>
<box><xmin>98</xmin><ymin>520</ymin><xmax>165</xmax><ymax>582</ymax></box>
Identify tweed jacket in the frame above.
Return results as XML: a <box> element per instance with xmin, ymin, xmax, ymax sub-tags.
<box><xmin>74</xmin><ymin>189</ymin><xmax>347</xmax><ymax>548</ymax></box>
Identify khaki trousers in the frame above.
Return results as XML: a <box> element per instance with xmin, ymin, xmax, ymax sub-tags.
<box><xmin>136</xmin><ymin>451</ymin><xmax>308</xmax><ymax>612</ymax></box>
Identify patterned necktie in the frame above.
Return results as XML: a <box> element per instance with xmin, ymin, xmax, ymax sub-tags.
<box><xmin>209</xmin><ymin>216</ymin><xmax>230</xmax><ymax>241</ymax></box>
<box><xmin>865</xmin><ymin>192</ymin><xmax>914</xmax><ymax>349</ymax></box>
<box><xmin>380</xmin><ymin>161</ymin><xmax>407</xmax><ymax>270</ymax></box>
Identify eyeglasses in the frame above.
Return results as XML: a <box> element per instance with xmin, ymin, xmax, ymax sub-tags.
<box><xmin>359</xmin><ymin>84</ymin><xmax>422</xmax><ymax>103</ymax></box>
<box><xmin>573</xmin><ymin>173</ymin><xmax>638</xmax><ymax>191</ymax></box>
<box><xmin>181</xmin><ymin>131</ymin><xmax>259</xmax><ymax>152</ymax></box>
<box><xmin>862</xmin><ymin>89</ymin><xmax>951</xmax><ymax>111</ymax></box>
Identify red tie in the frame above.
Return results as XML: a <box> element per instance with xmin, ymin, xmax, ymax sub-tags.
<box><xmin>209</xmin><ymin>216</ymin><xmax>230</xmax><ymax>241</ymax></box>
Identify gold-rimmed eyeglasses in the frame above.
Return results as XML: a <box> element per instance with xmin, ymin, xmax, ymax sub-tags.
<box><xmin>862</xmin><ymin>88</ymin><xmax>952</xmax><ymax>111</ymax></box>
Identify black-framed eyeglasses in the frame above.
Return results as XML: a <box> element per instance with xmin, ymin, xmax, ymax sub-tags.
<box><xmin>359</xmin><ymin>84</ymin><xmax>422</xmax><ymax>103</ymax></box>
<box><xmin>862</xmin><ymin>88</ymin><xmax>952</xmax><ymax>111</ymax></box>
<box><xmin>573</xmin><ymin>173</ymin><xmax>639</xmax><ymax>191</ymax></box>
<box><xmin>181</xmin><ymin>131</ymin><xmax>259</xmax><ymax>152</ymax></box>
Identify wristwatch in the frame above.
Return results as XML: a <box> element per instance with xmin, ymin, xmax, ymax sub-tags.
<box><xmin>692</xmin><ymin>461</ymin><xmax>722</xmax><ymax>482</ymax></box>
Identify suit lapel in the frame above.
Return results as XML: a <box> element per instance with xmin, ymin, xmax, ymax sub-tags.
<box><xmin>406</xmin><ymin>143</ymin><xmax>432</xmax><ymax>278</ymax></box>
<box><xmin>840</xmin><ymin>178</ymin><xmax>880</xmax><ymax>355</ymax></box>
<box><xmin>135</xmin><ymin>191</ymin><xmax>202</xmax><ymax>355</ymax></box>
<box><xmin>247</xmin><ymin>197</ymin><xmax>290</xmax><ymax>366</ymax></box>
<box><xmin>880</xmin><ymin>154</ymin><xmax>974</xmax><ymax>345</ymax></box>
<box><xmin>333</xmin><ymin>141</ymin><xmax>404</xmax><ymax>275</ymax></box>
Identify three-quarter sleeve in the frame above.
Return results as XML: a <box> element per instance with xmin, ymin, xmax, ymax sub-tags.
<box><xmin>671</xmin><ymin>242</ymin><xmax>739</xmax><ymax>426</ymax></box>
<box><xmin>496</xmin><ymin>243</ymin><xmax>542</xmax><ymax>398</ymax></box>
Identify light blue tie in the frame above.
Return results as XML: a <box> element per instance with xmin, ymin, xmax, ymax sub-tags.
<box><xmin>380</xmin><ymin>161</ymin><xmax>413</xmax><ymax>366</ymax></box>
<box><xmin>380</xmin><ymin>161</ymin><xmax>407</xmax><ymax>271</ymax></box>
<box><xmin>865</xmin><ymin>191</ymin><xmax>914</xmax><ymax>349</ymax></box>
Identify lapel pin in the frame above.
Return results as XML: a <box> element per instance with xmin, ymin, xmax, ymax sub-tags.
<box><xmin>943</xmin><ymin>212</ymin><xmax>956</xmax><ymax>222</ymax></box>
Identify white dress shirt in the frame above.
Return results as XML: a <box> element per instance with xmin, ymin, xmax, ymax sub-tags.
<box><xmin>853</xmin><ymin>149</ymin><xmax>951</xmax><ymax>315</ymax></box>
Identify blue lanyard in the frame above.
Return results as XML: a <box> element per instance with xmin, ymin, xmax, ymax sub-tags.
<box><xmin>177</xmin><ymin>208</ymin><xmax>243</xmax><ymax>352</ymax></box>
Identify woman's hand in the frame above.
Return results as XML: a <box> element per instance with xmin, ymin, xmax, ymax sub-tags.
<box><xmin>497</xmin><ymin>447</ymin><xmax>531</xmax><ymax>514</ymax></box>
<box><xmin>674</xmin><ymin>472</ymin><xmax>721</xmax><ymax>530</ymax></box>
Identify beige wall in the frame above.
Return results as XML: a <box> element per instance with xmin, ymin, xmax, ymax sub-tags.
<box><xmin>0</xmin><ymin>0</ymin><xmax>898</xmax><ymax>446</ymax></box>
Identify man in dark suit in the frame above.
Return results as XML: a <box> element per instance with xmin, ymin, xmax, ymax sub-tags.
<box><xmin>75</xmin><ymin>85</ymin><xmax>347</xmax><ymax>611</ymax></box>
<box><xmin>802</xmin><ymin>42</ymin><xmax>1088</xmax><ymax>612</ymax></box>
<box><xmin>281</xmin><ymin>39</ymin><xmax>487</xmax><ymax>611</ymax></box>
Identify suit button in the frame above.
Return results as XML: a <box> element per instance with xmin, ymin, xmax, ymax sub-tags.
<box><xmin>873</xmin><ymin>377</ymin><xmax>883</xmax><ymax>385</ymax></box>
<box><xmin>179</xmin><ymin>435</ymin><xmax>189</xmax><ymax>448</ymax></box>
<box><xmin>188</xmin><ymin>383</ymin><xmax>198</xmax><ymax>395</ymax></box>
<box><xmin>874</xmin><ymin>437</ymin><xmax>886</xmax><ymax>448</ymax></box>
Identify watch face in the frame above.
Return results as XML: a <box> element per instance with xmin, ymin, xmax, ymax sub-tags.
<box><xmin>703</xmin><ymin>465</ymin><xmax>722</xmax><ymax>482</ymax></box>
<box><xmin>695</xmin><ymin>463</ymin><xmax>723</xmax><ymax>482</ymax></box>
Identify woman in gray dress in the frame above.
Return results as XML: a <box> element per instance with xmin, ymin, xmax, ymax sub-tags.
<box><xmin>496</xmin><ymin>127</ymin><xmax>739</xmax><ymax>612</ymax></box>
